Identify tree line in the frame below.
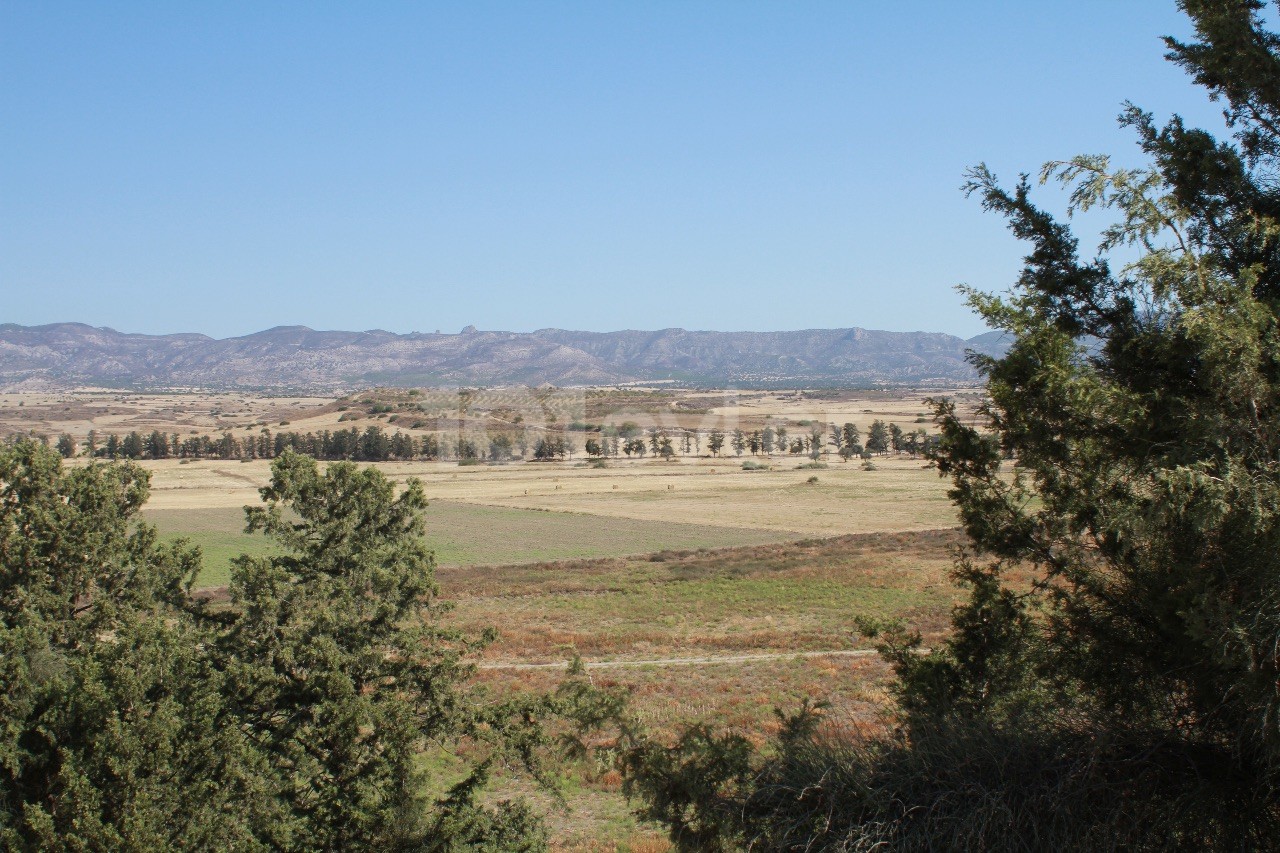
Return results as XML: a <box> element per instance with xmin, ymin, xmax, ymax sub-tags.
<box><xmin>46</xmin><ymin>418</ymin><xmax>937</xmax><ymax>464</ymax></box>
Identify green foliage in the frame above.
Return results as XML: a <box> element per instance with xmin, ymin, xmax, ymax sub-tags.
<box><xmin>707</xmin><ymin>430</ymin><xmax>725</xmax><ymax>456</ymax></box>
<box><xmin>0</xmin><ymin>440</ymin><xmax>266</xmax><ymax>850</ymax></box>
<box><xmin>621</xmin><ymin>725</ymin><xmax>756</xmax><ymax>851</ymax></box>
<box><xmin>220</xmin><ymin>452</ymin><xmax>460</xmax><ymax>847</ymax></box>
<box><xmin>622</xmin><ymin>3</ymin><xmax>1280</xmax><ymax>847</ymax></box>
<box><xmin>0</xmin><ymin>443</ymin><xmax>598</xmax><ymax>849</ymax></box>
<box><xmin>920</xmin><ymin>0</ymin><xmax>1280</xmax><ymax>795</ymax></box>
<box><xmin>865</xmin><ymin>419</ymin><xmax>889</xmax><ymax>454</ymax></box>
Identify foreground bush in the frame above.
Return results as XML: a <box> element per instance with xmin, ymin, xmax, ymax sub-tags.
<box><xmin>0</xmin><ymin>442</ymin><xmax>578</xmax><ymax>850</ymax></box>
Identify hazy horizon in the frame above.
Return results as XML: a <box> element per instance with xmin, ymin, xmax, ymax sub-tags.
<box><xmin>3</xmin><ymin>318</ymin><xmax>1005</xmax><ymax>341</ymax></box>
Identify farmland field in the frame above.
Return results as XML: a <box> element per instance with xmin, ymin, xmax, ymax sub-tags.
<box><xmin>441</xmin><ymin>529</ymin><xmax>962</xmax><ymax>849</ymax></box>
<box><xmin>141</xmin><ymin>453</ymin><xmax>956</xmax><ymax>589</ymax></box>
<box><xmin>2</xmin><ymin>386</ymin><xmax>975</xmax><ymax>848</ymax></box>
<box><xmin>148</xmin><ymin>501</ymin><xmax>794</xmax><ymax>588</ymax></box>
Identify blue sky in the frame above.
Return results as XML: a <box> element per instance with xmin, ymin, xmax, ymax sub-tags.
<box><xmin>1</xmin><ymin>2</ymin><xmax>1226</xmax><ymax>339</ymax></box>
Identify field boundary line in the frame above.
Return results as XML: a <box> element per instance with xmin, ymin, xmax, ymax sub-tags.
<box><xmin>478</xmin><ymin>649</ymin><xmax>887</xmax><ymax>671</ymax></box>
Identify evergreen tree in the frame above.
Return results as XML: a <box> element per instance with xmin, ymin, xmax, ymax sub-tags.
<box><xmin>841</xmin><ymin>422</ymin><xmax>859</xmax><ymax>452</ymax></box>
<box><xmin>488</xmin><ymin>433</ymin><xmax>513</xmax><ymax>461</ymax></box>
<box><xmin>888</xmin><ymin>423</ymin><xmax>903</xmax><ymax>453</ymax></box>
<box><xmin>224</xmin><ymin>452</ymin><xmax>546</xmax><ymax>847</ymax></box>
<box><xmin>147</xmin><ymin>430</ymin><xmax>169</xmax><ymax>459</ymax></box>
<box><xmin>0</xmin><ymin>440</ymin><xmax>269</xmax><ymax>848</ymax></box>
<box><xmin>708</xmin><ymin>431</ymin><xmax>725</xmax><ymax>457</ymax></box>
<box><xmin>807</xmin><ymin>426</ymin><xmax>823</xmax><ymax>460</ymax></box>
<box><xmin>389</xmin><ymin>431</ymin><xmax>412</xmax><ymax>460</ymax></box>
<box><xmin>217</xmin><ymin>432</ymin><xmax>240</xmax><ymax>460</ymax></box>
<box><xmin>865</xmin><ymin>420</ymin><xmax>889</xmax><ymax>454</ymax></box>
<box><xmin>121</xmin><ymin>431</ymin><xmax>145</xmax><ymax>459</ymax></box>
<box><xmin>0</xmin><ymin>441</ymin><xmax>581</xmax><ymax>850</ymax></box>
<box><xmin>359</xmin><ymin>425</ymin><xmax>391</xmax><ymax>461</ymax></box>
<box><xmin>623</xmin><ymin>4</ymin><xmax>1280</xmax><ymax>847</ymax></box>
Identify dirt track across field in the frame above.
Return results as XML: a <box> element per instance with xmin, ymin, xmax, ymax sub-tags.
<box><xmin>477</xmin><ymin>648</ymin><xmax>885</xmax><ymax>670</ymax></box>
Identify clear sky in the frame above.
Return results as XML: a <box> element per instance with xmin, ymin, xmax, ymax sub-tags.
<box><xmin>1</xmin><ymin>2</ymin><xmax>1228</xmax><ymax>339</ymax></box>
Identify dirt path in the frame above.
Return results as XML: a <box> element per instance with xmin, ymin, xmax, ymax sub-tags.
<box><xmin>478</xmin><ymin>648</ymin><xmax>883</xmax><ymax>670</ymax></box>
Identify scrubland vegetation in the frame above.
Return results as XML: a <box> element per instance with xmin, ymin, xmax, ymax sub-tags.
<box><xmin>6</xmin><ymin>2</ymin><xmax>1280</xmax><ymax>849</ymax></box>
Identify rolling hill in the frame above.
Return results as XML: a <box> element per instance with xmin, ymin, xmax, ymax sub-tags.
<box><xmin>0</xmin><ymin>323</ymin><xmax>1006</xmax><ymax>390</ymax></box>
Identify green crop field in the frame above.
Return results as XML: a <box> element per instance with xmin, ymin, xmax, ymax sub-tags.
<box><xmin>146</xmin><ymin>500</ymin><xmax>793</xmax><ymax>588</ymax></box>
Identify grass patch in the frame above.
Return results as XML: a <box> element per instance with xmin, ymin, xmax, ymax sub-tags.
<box><xmin>451</xmin><ymin>529</ymin><xmax>962</xmax><ymax>845</ymax></box>
<box><xmin>442</xmin><ymin>529</ymin><xmax>962</xmax><ymax>663</ymax></box>
<box><xmin>149</xmin><ymin>501</ymin><xmax>792</xmax><ymax>588</ymax></box>
<box><xmin>145</xmin><ymin>507</ymin><xmax>277</xmax><ymax>588</ymax></box>
<box><xmin>423</xmin><ymin>502</ymin><xmax>789</xmax><ymax>568</ymax></box>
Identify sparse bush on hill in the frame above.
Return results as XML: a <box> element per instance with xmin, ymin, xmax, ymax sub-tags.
<box><xmin>621</xmin><ymin>3</ymin><xmax>1280</xmax><ymax>848</ymax></box>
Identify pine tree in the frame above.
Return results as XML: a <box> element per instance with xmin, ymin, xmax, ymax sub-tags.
<box><xmin>887</xmin><ymin>423</ymin><xmax>903</xmax><ymax>453</ymax></box>
<box><xmin>841</xmin><ymin>422</ymin><xmax>859</xmax><ymax>451</ymax></box>
<box><xmin>865</xmin><ymin>420</ymin><xmax>888</xmax><ymax>455</ymax></box>
<box><xmin>708</xmin><ymin>431</ymin><xmax>725</xmax><ymax>457</ymax></box>
<box><xmin>0</xmin><ymin>440</ymin><xmax>269</xmax><ymax>848</ymax></box>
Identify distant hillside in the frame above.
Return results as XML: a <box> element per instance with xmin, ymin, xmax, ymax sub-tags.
<box><xmin>0</xmin><ymin>323</ymin><xmax>1006</xmax><ymax>391</ymax></box>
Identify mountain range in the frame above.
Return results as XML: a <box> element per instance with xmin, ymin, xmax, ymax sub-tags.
<box><xmin>0</xmin><ymin>323</ymin><xmax>1008</xmax><ymax>391</ymax></box>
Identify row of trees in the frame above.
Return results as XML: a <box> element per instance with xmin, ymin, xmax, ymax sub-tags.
<box><xmin>46</xmin><ymin>419</ymin><xmax>935</xmax><ymax>464</ymax></box>
<box><xmin>583</xmin><ymin>420</ymin><xmax>935</xmax><ymax>460</ymax></box>
<box><xmin>51</xmin><ymin>426</ymin><xmax>526</xmax><ymax>463</ymax></box>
